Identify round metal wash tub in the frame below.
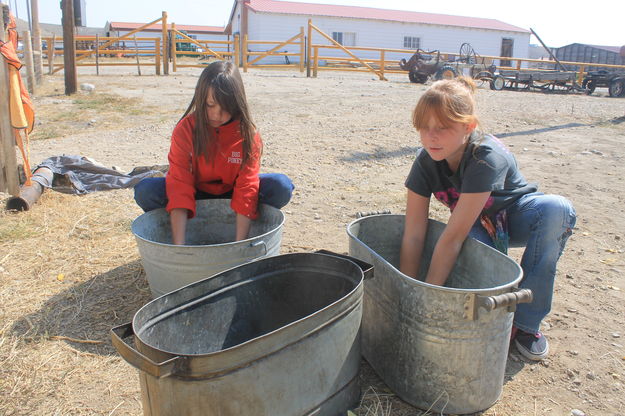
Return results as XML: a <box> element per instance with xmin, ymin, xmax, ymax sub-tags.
<box><xmin>132</xmin><ymin>199</ymin><xmax>284</xmax><ymax>298</ymax></box>
<box><xmin>111</xmin><ymin>252</ymin><xmax>372</xmax><ymax>416</ymax></box>
<box><xmin>347</xmin><ymin>215</ymin><xmax>530</xmax><ymax>414</ymax></box>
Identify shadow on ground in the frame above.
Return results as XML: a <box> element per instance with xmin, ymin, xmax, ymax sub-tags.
<box><xmin>339</xmin><ymin>119</ymin><xmax>618</xmax><ymax>163</ymax></box>
<box><xmin>10</xmin><ymin>260</ymin><xmax>152</xmax><ymax>356</ymax></box>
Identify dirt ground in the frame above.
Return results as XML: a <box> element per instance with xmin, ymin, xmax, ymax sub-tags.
<box><xmin>1</xmin><ymin>62</ymin><xmax>624</xmax><ymax>416</ymax></box>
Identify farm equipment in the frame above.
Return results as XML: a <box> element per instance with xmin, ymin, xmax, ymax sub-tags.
<box><xmin>400</xmin><ymin>43</ymin><xmax>496</xmax><ymax>85</ymax></box>
<box><xmin>582</xmin><ymin>70</ymin><xmax>625</xmax><ymax>97</ymax></box>
<box><xmin>483</xmin><ymin>70</ymin><xmax>585</xmax><ymax>93</ymax></box>
<box><xmin>399</xmin><ymin>49</ymin><xmax>456</xmax><ymax>83</ymax></box>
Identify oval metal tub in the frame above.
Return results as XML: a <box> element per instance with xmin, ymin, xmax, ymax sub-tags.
<box><xmin>112</xmin><ymin>252</ymin><xmax>372</xmax><ymax>416</ymax></box>
<box><xmin>347</xmin><ymin>215</ymin><xmax>526</xmax><ymax>414</ymax></box>
<box><xmin>132</xmin><ymin>199</ymin><xmax>284</xmax><ymax>298</ymax></box>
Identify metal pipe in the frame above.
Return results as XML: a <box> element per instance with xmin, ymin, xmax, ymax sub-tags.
<box><xmin>5</xmin><ymin>166</ymin><xmax>53</xmax><ymax>211</ymax></box>
<box><xmin>530</xmin><ymin>28</ymin><xmax>566</xmax><ymax>72</ymax></box>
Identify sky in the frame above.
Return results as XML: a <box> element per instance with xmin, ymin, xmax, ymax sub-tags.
<box><xmin>5</xmin><ymin>0</ymin><xmax>624</xmax><ymax>48</ymax></box>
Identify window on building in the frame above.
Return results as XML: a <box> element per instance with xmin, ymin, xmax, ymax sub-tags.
<box><xmin>332</xmin><ymin>32</ymin><xmax>356</xmax><ymax>46</ymax></box>
<box><xmin>403</xmin><ymin>36</ymin><xmax>420</xmax><ymax>49</ymax></box>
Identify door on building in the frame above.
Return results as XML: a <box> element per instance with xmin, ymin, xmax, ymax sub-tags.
<box><xmin>500</xmin><ymin>38</ymin><xmax>513</xmax><ymax>67</ymax></box>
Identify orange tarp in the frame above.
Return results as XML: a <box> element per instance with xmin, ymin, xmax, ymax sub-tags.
<box><xmin>1</xmin><ymin>13</ymin><xmax>34</xmax><ymax>185</ymax></box>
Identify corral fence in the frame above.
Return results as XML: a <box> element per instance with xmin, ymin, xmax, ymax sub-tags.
<box><xmin>305</xmin><ymin>20</ymin><xmax>625</xmax><ymax>84</ymax></box>
<box><xmin>170</xmin><ymin>25</ymin><xmax>239</xmax><ymax>71</ymax></box>
<box><xmin>25</xmin><ymin>16</ymin><xmax>625</xmax><ymax>82</ymax></box>
<box><xmin>242</xmin><ymin>27</ymin><xmax>306</xmax><ymax>73</ymax></box>
<box><xmin>43</xmin><ymin>13</ymin><xmax>169</xmax><ymax>76</ymax></box>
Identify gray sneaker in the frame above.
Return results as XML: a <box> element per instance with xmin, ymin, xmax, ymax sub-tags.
<box><xmin>514</xmin><ymin>330</ymin><xmax>549</xmax><ymax>361</ymax></box>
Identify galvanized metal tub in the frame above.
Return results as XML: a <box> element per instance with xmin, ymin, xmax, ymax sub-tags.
<box><xmin>111</xmin><ymin>252</ymin><xmax>372</xmax><ymax>416</ymax></box>
<box><xmin>132</xmin><ymin>199</ymin><xmax>284</xmax><ymax>298</ymax></box>
<box><xmin>347</xmin><ymin>215</ymin><xmax>530</xmax><ymax>414</ymax></box>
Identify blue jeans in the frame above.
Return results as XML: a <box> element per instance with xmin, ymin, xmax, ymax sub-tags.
<box><xmin>133</xmin><ymin>173</ymin><xmax>294</xmax><ymax>212</ymax></box>
<box><xmin>468</xmin><ymin>193</ymin><xmax>576</xmax><ymax>333</ymax></box>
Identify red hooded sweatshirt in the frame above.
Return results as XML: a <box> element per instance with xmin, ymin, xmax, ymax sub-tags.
<box><xmin>165</xmin><ymin>114</ymin><xmax>261</xmax><ymax>219</ymax></box>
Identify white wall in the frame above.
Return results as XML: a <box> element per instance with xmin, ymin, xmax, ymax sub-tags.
<box><xmin>108</xmin><ymin>30</ymin><xmax>229</xmax><ymax>54</ymax></box>
<box><xmin>246</xmin><ymin>12</ymin><xmax>530</xmax><ymax>66</ymax></box>
<box><xmin>231</xmin><ymin>2</ymin><xmax>242</xmax><ymax>35</ymax></box>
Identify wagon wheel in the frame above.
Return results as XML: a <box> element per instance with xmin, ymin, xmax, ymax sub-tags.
<box><xmin>609</xmin><ymin>78</ymin><xmax>625</xmax><ymax>97</ymax></box>
<box><xmin>490</xmin><ymin>75</ymin><xmax>505</xmax><ymax>91</ymax></box>
<box><xmin>459</xmin><ymin>43</ymin><xmax>476</xmax><ymax>64</ymax></box>
<box><xmin>582</xmin><ymin>78</ymin><xmax>596</xmax><ymax>95</ymax></box>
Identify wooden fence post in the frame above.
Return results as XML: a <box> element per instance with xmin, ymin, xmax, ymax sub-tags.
<box><xmin>234</xmin><ymin>34</ymin><xmax>240</xmax><ymax>68</ymax></box>
<box><xmin>61</xmin><ymin>0</ymin><xmax>77</xmax><ymax>95</ymax></box>
<box><xmin>313</xmin><ymin>45</ymin><xmax>318</xmax><ymax>78</ymax></box>
<box><xmin>299</xmin><ymin>26</ymin><xmax>304</xmax><ymax>72</ymax></box>
<box><xmin>171</xmin><ymin>23</ymin><xmax>176</xmax><ymax>72</ymax></box>
<box><xmin>379</xmin><ymin>50</ymin><xmax>385</xmax><ymax>79</ymax></box>
<box><xmin>95</xmin><ymin>34</ymin><xmax>99</xmax><ymax>75</ymax></box>
<box><xmin>577</xmin><ymin>65</ymin><xmax>585</xmax><ymax>85</ymax></box>
<box><xmin>133</xmin><ymin>35</ymin><xmax>141</xmax><ymax>75</ymax></box>
<box><xmin>23</xmin><ymin>30</ymin><xmax>36</xmax><ymax>95</ymax></box>
<box><xmin>242</xmin><ymin>34</ymin><xmax>248</xmax><ymax>72</ymax></box>
<box><xmin>0</xmin><ymin>11</ymin><xmax>20</xmax><ymax>196</ymax></box>
<box><xmin>306</xmin><ymin>19</ymin><xmax>312</xmax><ymax>77</ymax></box>
<box><xmin>161</xmin><ymin>11</ymin><xmax>168</xmax><ymax>75</ymax></box>
<box><xmin>155</xmin><ymin>38</ymin><xmax>161</xmax><ymax>75</ymax></box>
<box><xmin>47</xmin><ymin>35</ymin><xmax>55</xmax><ymax>74</ymax></box>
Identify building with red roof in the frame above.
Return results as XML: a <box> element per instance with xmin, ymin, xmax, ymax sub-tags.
<box><xmin>226</xmin><ymin>0</ymin><xmax>530</xmax><ymax>65</ymax></box>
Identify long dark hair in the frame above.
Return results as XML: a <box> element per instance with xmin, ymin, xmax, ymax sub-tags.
<box><xmin>180</xmin><ymin>61</ymin><xmax>258</xmax><ymax>164</ymax></box>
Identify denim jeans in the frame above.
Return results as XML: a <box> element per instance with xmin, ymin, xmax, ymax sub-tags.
<box><xmin>468</xmin><ymin>192</ymin><xmax>576</xmax><ymax>333</ymax></box>
<box><xmin>133</xmin><ymin>173</ymin><xmax>294</xmax><ymax>212</ymax></box>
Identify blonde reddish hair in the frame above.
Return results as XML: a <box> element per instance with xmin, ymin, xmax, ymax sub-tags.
<box><xmin>412</xmin><ymin>76</ymin><xmax>480</xmax><ymax>130</ymax></box>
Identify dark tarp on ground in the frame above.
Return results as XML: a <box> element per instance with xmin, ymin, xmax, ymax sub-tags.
<box><xmin>33</xmin><ymin>155</ymin><xmax>168</xmax><ymax>194</ymax></box>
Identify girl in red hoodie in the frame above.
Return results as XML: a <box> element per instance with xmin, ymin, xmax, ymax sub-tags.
<box><xmin>134</xmin><ymin>61</ymin><xmax>293</xmax><ymax>245</ymax></box>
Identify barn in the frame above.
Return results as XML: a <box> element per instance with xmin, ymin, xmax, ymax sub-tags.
<box><xmin>551</xmin><ymin>43</ymin><xmax>625</xmax><ymax>71</ymax></box>
<box><xmin>225</xmin><ymin>0</ymin><xmax>530</xmax><ymax>66</ymax></box>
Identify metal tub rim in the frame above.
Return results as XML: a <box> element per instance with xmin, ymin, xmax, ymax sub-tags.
<box><xmin>129</xmin><ymin>253</ymin><xmax>365</xmax><ymax>376</ymax></box>
<box><xmin>131</xmin><ymin>200</ymin><xmax>285</xmax><ymax>248</ymax></box>
<box><xmin>347</xmin><ymin>214</ymin><xmax>523</xmax><ymax>294</ymax></box>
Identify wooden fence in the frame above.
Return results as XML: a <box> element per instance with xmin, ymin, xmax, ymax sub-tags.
<box><xmin>170</xmin><ymin>25</ymin><xmax>238</xmax><ymax>70</ymax></box>
<box><xmin>305</xmin><ymin>20</ymin><xmax>625</xmax><ymax>82</ymax></box>
<box><xmin>13</xmin><ymin>17</ymin><xmax>625</xmax><ymax>82</ymax></box>
<box><xmin>242</xmin><ymin>27</ymin><xmax>305</xmax><ymax>73</ymax></box>
<box><xmin>43</xmin><ymin>35</ymin><xmax>162</xmax><ymax>75</ymax></box>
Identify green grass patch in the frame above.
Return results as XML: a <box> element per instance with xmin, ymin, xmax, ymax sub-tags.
<box><xmin>30</xmin><ymin>126</ymin><xmax>62</xmax><ymax>141</ymax></box>
<box><xmin>73</xmin><ymin>94</ymin><xmax>141</xmax><ymax>112</ymax></box>
<box><xmin>0</xmin><ymin>216</ymin><xmax>41</xmax><ymax>243</ymax></box>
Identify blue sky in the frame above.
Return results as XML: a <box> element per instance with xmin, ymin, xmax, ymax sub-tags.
<box><xmin>6</xmin><ymin>0</ymin><xmax>623</xmax><ymax>48</ymax></box>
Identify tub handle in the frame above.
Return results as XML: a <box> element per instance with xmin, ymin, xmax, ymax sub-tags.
<box><xmin>463</xmin><ymin>288</ymin><xmax>533</xmax><ymax>320</ymax></box>
<box><xmin>250</xmin><ymin>240</ymin><xmax>267</xmax><ymax>256</ymax></box>
<box><xmin>356</xmin><ymin>209</ymin><xmax>391</xmax><ymax>218</ymax></box>
<box><xmin>111</xmin><ymin>322</ymin><xmax>182</xmax><ymax>378</ymax></box>
<box><xmin>314</xmin><ymin>249</ymin><xmax>374</xmax><ymax>280</ymax></box>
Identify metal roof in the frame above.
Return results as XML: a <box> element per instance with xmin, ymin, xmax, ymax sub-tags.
<box><xmin>246</xmin><ymin>0</ymin><xmax>529</xmax><ymax>33</ymax></box>
<box><xmin>108</xmin><ymin>22</ymin><xmax>225</xmax><ymax>34</ymax></box>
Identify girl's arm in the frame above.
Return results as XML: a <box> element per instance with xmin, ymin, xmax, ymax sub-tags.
<box><xmin>235</xmin><ymin>213</ymin><xmax>252</xmax><ymax>241</ymax></box>
<box><xmin>170</xmin><ymin>208</ymin><xmax>189</xmax><ymax>245</ymax></box>
<box><xmin>425</xmin><ymin>191</ymin><xmax>491</xmax><ymax>286</ymax></box>
<box><xmin>400</xmin><ymin>190</ymin><xmax>430</xmax><ymax>279</ymax></box>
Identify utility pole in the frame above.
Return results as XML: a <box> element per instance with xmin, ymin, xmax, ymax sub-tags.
<box><xmin>30</xmin><ymin>0</ymin><xmax>43</xmax><ymax>83</ymax></box>
<box><xmin>61</xmin><ymin>0</ymin><xmax>76</xmax><ymax>94</ymax></box>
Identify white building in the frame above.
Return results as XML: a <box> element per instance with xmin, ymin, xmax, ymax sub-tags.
<box><xmin>226</xmin><ymin>0</ymin><xmax>530</xmax><ymax>66</ymax></box>
<box><xmin>107</xmin><ymin>22</ymin><xmax>229</xmax><ymax>54</ymax></box>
